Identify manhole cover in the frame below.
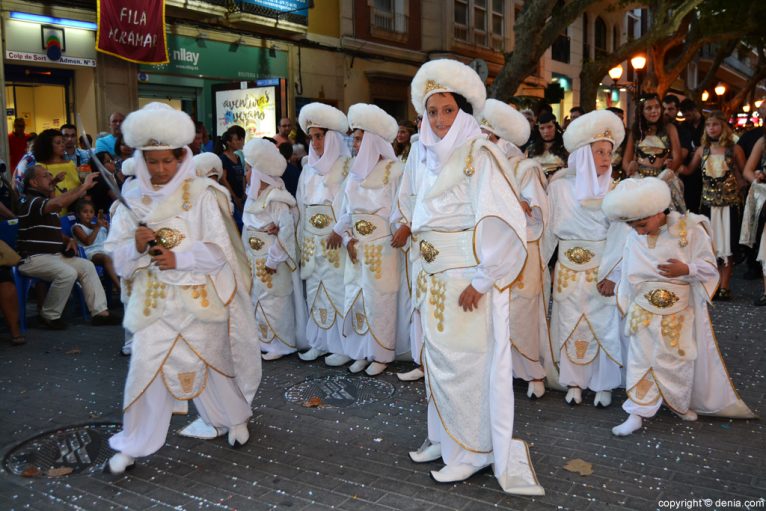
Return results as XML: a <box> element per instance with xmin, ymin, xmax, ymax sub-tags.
<box><xmin>3</xmin><ymin>422</ymin><xmax>121</xmax><ymax>478</ymax></box>
<box><xmin>285</xmin><ymin>374</ymin><xmax>395</xmax><ymax>408</ymax></box>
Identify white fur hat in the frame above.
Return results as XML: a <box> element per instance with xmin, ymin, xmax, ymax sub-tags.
<box><xmin>347</xmin><ymin>103</ymin><xmax>398</xmax><ymax>143</ymax></box>
<box><xmin>477</xmin><ymin>99</ymin><xmax>531</xmax><ymax>148</ymax></box>
<box><xmin>242</xmin><ymin>138</ymin><xmax>287</xmax><ymax>177</ymax></box>
<box><xmin>119</xmin><ymin>157</ymin><xmax>135</xmax><ymax>177</ymax></box>
<box><xmin>193</xmin><ymin>152</ymin><xmax>223</xmax><ymax>179</ymax></box>
<box><xmin>602</xmin><ymin>177</ymin><xmax>671</xmax><ymax>222</ymax></box>
<box><xmin>121</xmin><ymin>103</ymin><xmax>195</xmax><ymax>150</ymax></box>
<box><xmin>298</xmin><ymin>102</ymin><xmax>348</xmax><ymax>134</ymax></box>
<box><xmin>410</xmin><ymin>59</ymin><xmax>486</xmax><ymax>116</ymax></box>
<box><xmin>563</xmin><ymin>109</ymin><xmax>625</xmax><ymax>153</ymax></box>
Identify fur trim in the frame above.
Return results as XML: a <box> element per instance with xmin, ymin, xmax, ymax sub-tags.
<box><xmin>347</xmin><ymin>103</ymin><xmax>398</xmax><ymax>143</ymax></box>
<box><xmin>193</xmin><ymin>153</ymin><xmax>223</xmax><ymax>179</ymax></box>
<box><xmin>120</xmin><ymin>157</ymin><xmax>135</xmax><ymax>177</ymax></box>
<box><xmin>265</xmin><ymin>187</ymin><xmax>297</xmax><ymax>208</ymax></box>
<box><xmin>410</xmin><ymin>59</ymin><xmax>486</xmax><ymax>115</ymax></box>
<box><xmin>122</xmin><ymin>102</ymin><xmax>195</xmax><ymax>150</ymax></box>
<box><xmin>242</xmin><ymin>139</ymin><xmax>287</xmax><ymax>177</ymax></box>
<box><xmin>298</xmin><ymin>102</ymin><xmax>348</xmax><ymax>134</ymax></box>
<box><xmin>602</xmin><ymin>177</ymin><xmax>671</xmax><ymax>222</ymax></box>
<box><xmin>477</xmin><ymin>99</ymin><xmax>530</xmax><ymax>148</ymax></box>
<box><xmin>563</xmin><ymin>110</ymin><xmax>625</xmax><ymax>153</ymax></box>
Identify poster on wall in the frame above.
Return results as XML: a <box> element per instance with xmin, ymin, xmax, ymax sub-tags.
<box><xmin>215</xmin><ymin>86</ymin><xmax>277</xmax><ymax>140</ymax></box>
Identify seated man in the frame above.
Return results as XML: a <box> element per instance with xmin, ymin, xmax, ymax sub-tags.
<box><xmin>17</xmin><ymin>165</ymin><xmax>121</xmax><ymax>329</ymax></box>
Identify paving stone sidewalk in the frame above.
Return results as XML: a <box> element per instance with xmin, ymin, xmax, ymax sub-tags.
<box><xmin>0</xmin><ymin>275</ymin><xmax>763</xmax><ymax>511</ymax></box>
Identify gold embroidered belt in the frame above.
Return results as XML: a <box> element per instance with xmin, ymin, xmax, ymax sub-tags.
<box><xmin>244</xmin><ymin>227</ymin><xmax>274</xmax><ymax>256</ymax></box>
<box><xmin>304</xmin><ymin>204</ymin><xmax>336</xmax><ymax>236</ymax></box>
<box><xmin>558</xmin><ymin>239</ymin><xmax>604</xmax><ymax>271</ymax></box>
<box><xmin>417</xmin><ymin>229</ymin><xmax>477</xmax><ymax>275</ymax></box>
<box><xmin>634</xmin><ymin>281</ymin><xmax>689</xmax><ymax>315</ymax></box>
<box><xmin>637</xmin><ymin>165</ymin><xmax>664</xmax><ymax>178</ymax></box>
<box><xmin>351</xmin><ymin>213</ymin><xmax>389</xmax><ymax>242</ymax></box>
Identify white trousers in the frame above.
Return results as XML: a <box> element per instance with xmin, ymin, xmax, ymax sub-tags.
<box><xmin>427</xmin><ymin>400</ymin><xmax>493</xmax><ymax>468</ymax></box>
<box><xmin>19</xmin><ymin>253</ymin><xmax>108</xmax><ymax>320</ymax></box>
<box><xmin>558</xmin><ymin>349</ymin><xmax>621</xmax><ymax>392</ymax></box>
<box><xmin>109</xmin><ymin>371</ymin><xmax>251</xmax><ymax>458</ymax></box>
<box><xmin>623</xmin><ymin>397</ymin><xmax>663</xmax><ymax>418</ymax></box>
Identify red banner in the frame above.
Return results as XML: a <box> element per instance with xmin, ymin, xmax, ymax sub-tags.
<box><xmin>96</xmin><ymin>0</ymin><xmax>168</xmax><ymax>64</ymax></box>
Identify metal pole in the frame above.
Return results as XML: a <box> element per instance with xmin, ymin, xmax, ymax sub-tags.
<box><xmin>0</xmin><ymin>18</ymin><xmax>9</xmax><ymax>166</ymax></box>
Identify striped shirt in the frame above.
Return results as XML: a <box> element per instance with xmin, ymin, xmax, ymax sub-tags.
<box><xmin>17</xmin><ymin>190</ymin><xmax>63</xmax><ymax>257</ymax></box>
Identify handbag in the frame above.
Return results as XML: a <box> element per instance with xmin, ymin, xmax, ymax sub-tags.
<box><xmin>0</xmin><ymin>240</ymin><xmax>21</xmax><ymax>266</ymax></box>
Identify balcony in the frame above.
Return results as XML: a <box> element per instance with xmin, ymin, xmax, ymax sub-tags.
<box><xmin>552</xmin><ymin>34</ymin><xmax>570</xmax><ymax>64</ymax></box>
<box><xmin>370</xmin><ymin>7</ymin><xmax>408</xmax><ymax>34</ymax></box>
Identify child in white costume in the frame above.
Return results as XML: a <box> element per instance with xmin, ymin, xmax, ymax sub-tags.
<box><xmin>296</xmin><ymin>103</ymin><xmax>353</xmax><ymax>363</ymax></box>
<box><xmin>406</xmin><ymin>59</ymin><xmax>543</xmax><ymax>495</ymax></box>
<box><xmin>477</xmin><ymin>99</ymin><xmax>551</xmax><ymax>400</ymax></box>
<box><xmin>105</xmin><ymin>103</ymin><xmax>260</xmax><ymax>473</ymax></box>
<box><xmin>241</xmin><ymin>139</ymin><xmax>306</xmax><ymax>360</ymax></box>
<box><xmin>328</xmin><ymin>104</ymin><xmax>403</xmax><ymax>375</ymax></box>
<box><xmin>543</xmin><ymin>110</ymin><xmax>630</xmax><ymax>408</ymax></box>
<box><xmin>602</xmin><ymin>177</ymin><xmax>755</xmax><ymax>436</ymax></box>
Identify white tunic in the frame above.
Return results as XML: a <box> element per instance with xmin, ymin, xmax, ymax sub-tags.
<box><xmin>333</xmin><ymin>159</ymin><xmax>403</xmax><ymax>362</ymax></box>
<box><xmin>543</xmin><ymin>169</ymin><xmax>628</xmax><ymax>391</ymax></box>
<box><xmin>414</xmin><ymin>136</ymin><xmax>541</xmax><ymax>494</ymax></box>
<box><xmin>242</xmin><ymin>183</ymin><xmax>307</xmax><ymax>355</ymax></box>
<box><xmin>296</xmin><ymin>156</ymin><xmax>351</xmax><ymax>354</ymax></box>
<box><xmin>616</xmin><ymin>213</ymin><xmax>754</xmax><ymax>418</ymax></box>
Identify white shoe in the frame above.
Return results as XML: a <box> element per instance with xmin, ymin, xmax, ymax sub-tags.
<box><xmin>408</xmin><ymin>439</ymin><xmax>442</xmax><ymax>463</ymax></box>
<box><xmin>565</xmin><ymin>387</ymin><xmax>582</xmax><ymax>405</ymax></box>
<box><xmin>397</xmin><ymin>367</ymin><xmax>425</xmax><ymax>381</ymax></box>
<box><xmin>348</xmin><ymin>359</ymin><xmax>370</xmax><ymax>373</ymax></box>
<box><xmin>527</xmin><ymin>381</ymin><xmax>545</xmax><ymax>400</ymax></box>
<box><xmin>261</xmin><ymin>351</ymin><xmax>284</xmax><ymax>361</ymax></box>
<box><xmin>107</xmin><ymin>453</ymin><xmax>134</xmax><ymax>475</ymax></box>
<box><xmin>503</xmin><ymin>483</ymin><xmax>546</xmax><ymax>496</ymax></box>
<box><xmin>178</xmin><ymin>417</ymin><xmax>226</xmax><ymax>439</ymax></box>
<box><xmin>325</xmin><ymin>354</ymin><xmax>352</xmax><ymax>366</ymax></box>
<box><xmin>298</xmin><ymin>348</ymin><xmax>326</xmax><ymax>361</ymax></box>
<box><xmin>365</xmin><ymin>362</ymin><xmax>387</xmax><ymax>376</ymax></box>
<box><xmin>594</xmin><ymin>390</ymin><xmax>612</xmax><ymax>408</ymax></box>
<box><xmin>612</xmin><ymin>414</ymin><xmax>643</xmax><ymax>436</ymax></box>
<box><xmin>430</xmin><ymin>463</ymin><xmax>489</xmax><ymax>483</ymax></box>
<box><xmin>227</xmin><ymin>422</ymin><xmax>250</xmax><ymax>447</ymax></box>
<box><xmin>677</xmin><ymin>410</ymin><xmax>698</xmax><ymax>421</ymax></box>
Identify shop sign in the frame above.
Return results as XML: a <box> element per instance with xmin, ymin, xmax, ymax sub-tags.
<box><xmin>5</xmin><ymin>50</ymin><xmax>96</xmax><ymax>67</ymax></box>
<box><xmin>141</xmin><ymin>35</ymin><xmax>287</xmax><ymax>80</ymax></box>
<box><xmin>96</xmin><ymin>0</ymin><xmax>169</xmax><ymax>64</ymax></box>
<box><xmin>241</xmin><ymin>0</ymin><xmax>309</xmax><ymax>17</ymax></box>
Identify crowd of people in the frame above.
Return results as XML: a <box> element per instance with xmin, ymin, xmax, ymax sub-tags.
<box><xmin>0</xmin><ymin>58</ymin><xmax>762</xmax><ymax>497</ymax></box>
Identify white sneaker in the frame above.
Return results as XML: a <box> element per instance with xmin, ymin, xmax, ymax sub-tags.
<box><xmin>430</xmin><ymin>463</ymin><xmax>489</xmax><ymax>483</ymax></box>
<box><xmin>348</xmin><ymin>359</ymin><xmax>370</xmax><ymax>373</ymax></box>
<box><xmin>408</xmin><ymin>439</ymin><xmax>442</xmax><ymax>463</ymax></box>
<box><xmin>565</xmin><ymin>387</ymin><xmax>582</xmax><ymax>405</ymax></box>
<box><xmin>397</xmin><ymin>367</ymin><xmax>425</xmax><ymax>381</ymax></box>
<box><xmin>227</xmin><ymin>422</ymin><xmax>249</xmax><ymax>447</ymax></box>
<box><xmin>178</xmin><ymin>417</ymin><xmax>226</xmax><ymax>439</ymax></box>
<box><xmin>594</xmin><ymin>390</ymin><xmax>612</xmax><ymax>408</ymax></box>
<box><xmin>365</xmin><ymin>362</ymin><xmax>388</xmax><ymax>376</ymax></box>
<box><xmin>526</xmin><ymin>381</ymin><xmax>545</xmax><ymax>399</ymax></box>
<box><xmin>325</xmin><ymin>354</ymin><xmax>352</xmax><ymax>366</ymax></box>
<box><xmin>261</xmin><ymin>351</ymin><xmax>284</xmax><ymax>361</ymax></box>
<box><xmin>298</xmin><ymin>348</ymin><xmax>326</xmax><ymax>361</ymax></box>
<box><xmin>107</xmin><ymin>453</ymin><xmax>134</xmax><ymax>474</ymax></box>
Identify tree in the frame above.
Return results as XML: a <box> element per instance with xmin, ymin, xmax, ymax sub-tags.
<box><xmin>489</xmin><ymin>0</ymin><xmax>598</xmax><ymax>102</ymax></box>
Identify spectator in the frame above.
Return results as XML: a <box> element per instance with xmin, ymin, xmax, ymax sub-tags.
<box><xmin>0</xmin><ymin>159</ymin><xmax>16</xmax><ymax>213</ymax></box>
<box><xmin>393</xmin><ymin>120</ymin><xmax>417</xmax><ymax>163</ymax></box>
<box><xmin>278</xmin><ymin>142</ymin><xmax>301</xmax><ymax>197</ymax></box>
<box><xmin>8</xmin><ymin>118</ymin><xmax>29</xmax><ymax>171</ymax></box>
<box><xmin>113</xmin><ymin>134</ymin><xmax>134</xmax><ymax>172</ymax></box>
<box><xmin>33</xmin><ymin>129</ymin><xmax>82</xmax><ymax>211</ymax></box>
<box><xmin>95</xmin><ymin>112</ymin><xmax>125</xmax><ymax>156</ymax></box>
<box><xmin>680</xmin><ymin>99</ymin><xmax>704</xmax><ymax>148</ymax></box>
<box><xmin>87</xmin><ymin>151</ymin><xmax>119</xmax><ymax>214</ymax></box>
<box><xmin>569</xmin><ymin>106</ymin><xmax>585</xmax><ymax>121</ymax></box>
<box><xmin>275</xmin><ymin>117</ymin><xmax>293</xmax><ymax>146</ymax></box>
<box><xmin>0</xmin><ymin>192</ymin><xmax>23</xmax><ymax>344</ymax></box>
<box><xmin>680</xmin><ymin>98</ymin><xmax>706</xmax><ymax>212</ymax></box>
<box><xmin>60</xmin><ymin>123</ymin><xmax>90</xmax><ymax>167</ymax></box>
<box><xmin>291</xmin><ymin>143</ymin><xmax>307</xmax><ymax>169</ymax></box>
<box><xmin>12</xmin><ymin>134</ymin><xmax>37</xmax><ymax>193</ymax></box>
<box><xmin>217</xmin><ymin>125</ymin><xmax>247</xmax><ymax>213</ymax></box>
<box><xmin>738</xmin><ymin>102</ymin><xmax>766</xmax><ymax>161</ymax></box>
<box><xmin>16</xmin><ymin>165</ymin><xmax>120</xmax><ymax>329</ymax></box>
<box><xmin>662</xmin><ymin>94</ymin><xmax>694</xmax><ymax>176</ymax></box>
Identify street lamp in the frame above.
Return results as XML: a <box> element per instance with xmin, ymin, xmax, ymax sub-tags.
<box><xmin>756</xmin><ymin>99</ymin><xmax>764</xmax><ymax>109</ymax></box>
<box><xmin>715</xmin><ymin>82</ymin><xmax>727</xmax><ymax>109</ymax></box>
<box><xmin>701</xmin><ymin>90</ymin><xmax>710</xmax><ymax>102</ymax></box>
<box><xmin>608</xmin><ymin>65</ymin><xmax>624</xmax><ymax>81</ymax></box>
<box><xmin>630</xmin><ymin>55</ymin><xmax>647</xmax><ymax>71</ymax></box>
<box><xmin>743</xmin><ymin>104</ymin><xmax>750</xmax><ymax>113</ymax></box>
